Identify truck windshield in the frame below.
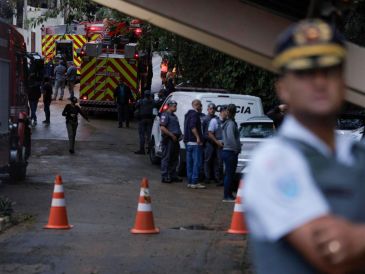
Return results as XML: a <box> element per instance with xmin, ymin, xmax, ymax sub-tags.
<box><xmin>56</xmin><ymin>42</ymin><xmax>73</xmax><ymax>61</ymax></box>
<box><xmin>240</xmin><ymin>122</ymin><xmax>274</xmax><ymax>138</ymax></box>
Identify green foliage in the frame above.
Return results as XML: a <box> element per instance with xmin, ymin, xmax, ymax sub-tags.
<box><xmin>28</xmin><ymin>0</ymin><xmax>101</xmax><ymax>28</ymax></box>
<box><xmin>0</xmin><ymin>196</ymin><xmax>13</xmax><ymax>217</ymax></box>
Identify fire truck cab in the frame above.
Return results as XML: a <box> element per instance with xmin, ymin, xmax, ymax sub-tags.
<box><xmin>0</xmin><ymin>20</ymin><xmax>32</xmax><ymax>181</ymax></box>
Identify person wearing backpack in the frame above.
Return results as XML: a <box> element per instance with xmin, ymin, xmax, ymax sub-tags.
<box><xmin>114</xmin><ymin>81</ymin><xmax>132</xmax><ymax>128</ymax></box>
<box><xmin>134</xmin><ymin>90</ymin><xmax>155</xmax><ymax>155</ymax></box>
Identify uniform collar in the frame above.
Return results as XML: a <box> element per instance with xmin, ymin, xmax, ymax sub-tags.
<box><xmin>279</xmin><ymin>115</ymin><xmax>338</xmax><ymax>157</ymax></box>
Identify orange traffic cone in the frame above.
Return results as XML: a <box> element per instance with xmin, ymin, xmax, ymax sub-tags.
<box><xmin>131</xmin><ymin>178</ymin><xmax>159</xmax><ymax>234</ymax></box>
<box><xmin>228</xmin><ymin>180</ymin><xmax>248</xmax><ymax>234</ymax></box>
<box><xmin>44</xmin><ymin>175</ymin><xmax>72</xmax><ymax>229</ymax></box>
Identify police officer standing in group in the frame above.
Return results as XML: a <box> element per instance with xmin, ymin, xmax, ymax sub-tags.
<box><xmin>207</xmin><ymin>105</ymin><xmax>228</xmax><ymax>186</ymax></box>
<box><xmin>62</xmin><ymin>97</ymin><xmax>89</xmax><ymax>154</ymax></box>
<box><xmin>160</xmin><ymin>100</ymin><xmax>183</xmax><ymax>183</ymax></box>
<box><xmin>202</xmin><ymin>103</ymin><xmax>218</xmax><ymax>184</ymax></box>
<box><xmin>134</xmin><ymin>90</ymin><xmax>155</xmax><ymax>155</ymax></box>
<box><xmin>243</xmin><ymin>19</ymin><xmax>365</xmax><ymax>274</ymax></box>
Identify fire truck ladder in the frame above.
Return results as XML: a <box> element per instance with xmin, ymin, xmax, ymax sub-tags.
<box><xmin>95</xmin><ymin>55</ymin><xmax>109</xmax><ymax>99</ymax></box>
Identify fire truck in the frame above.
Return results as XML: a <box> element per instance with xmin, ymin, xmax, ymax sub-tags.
<box><xmin>41</xmin><ymin>19</ymin><xmax>147</xmax><ymax>113</ymax></box>
<box><xmin>78</xmin><ymin>41</ymin><xmax>143</xmax><ymax>113</ymax></box>
<box><xmin>0</xmin><ymin>20</ymin><xmax>32</xmax><ymax>181</ymax></box>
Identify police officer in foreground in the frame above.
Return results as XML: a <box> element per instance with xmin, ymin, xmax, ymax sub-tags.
<box><xmin>160</xmin><ymin>100</ymin><xmax>183</xmax><ymax>183</ymax></box>
<box><xmin>243</xmin><ymin>19</ymin><xmax>365</xmax><ymax>274</ymax></box>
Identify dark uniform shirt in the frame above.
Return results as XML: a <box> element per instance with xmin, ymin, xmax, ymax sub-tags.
<box><xmin>160</xmin><ymin>111</ymin><xmax>181</xmax><ymax>136</ymax></box>
<box><xmin>62</xmin><ymin>104</ymin><xmax>87</xmax><ymax>123</ymax></box>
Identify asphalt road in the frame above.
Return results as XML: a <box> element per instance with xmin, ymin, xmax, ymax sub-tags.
<box><xmin>0</xmin><ymin>57</ymin><xmax>249</xmax><ymax>274</ymax></box>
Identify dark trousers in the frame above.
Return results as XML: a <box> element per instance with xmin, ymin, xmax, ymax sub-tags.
<box><xmin>161</xmin><ymin>138</ymin><xmax>180</xmax><ymax>180</ymax></box>
<box><xmin>204</xmin><ymin>142</ymin><xmax>222</xmax><ymax>181</ymax></box>
<box><xmin>66</xmin><ymin>122</ymin><xmax>78</xmax><ymax>151</ymax></box>
<box><xmin>68</xmin><ymin>81</ymin><xmax>75</xmax><ymax>98</ymax></box>
<box><xmin>29</xmin><ymin>100</ymin><xmax>38</xmax><ymax>121</ymax></box>
<box><xmin>117</xmin><ymin>104</ymin><xmax>129</xmax><ymax>127</ymax></box>
<box><xmin>138</xmin><ymin>119</ymin><xmax>153</xmax><ymax>152</ymax></box>
<box><xmin>44</xmin><ymin>102</ymin><xmax>50</xmax><ymax>122</ymax></box>
<box><xmin>221</xmin><ymin>150</ymin><xmax>238</xmax><ymax>199</ymax></box>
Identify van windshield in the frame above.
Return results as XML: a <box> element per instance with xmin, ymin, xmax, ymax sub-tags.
<box><xmin>240</xmin><ymin>122</ymin><xmax>274</xmax><ymax>138</ymax></box>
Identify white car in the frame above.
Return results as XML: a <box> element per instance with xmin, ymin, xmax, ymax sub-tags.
<box><xmin>237</xmin><ymin>116</ymin><xmax>275</xmax><ymax>174</ymax></box>
<box><xmin>149</xmin><ymin>89</ymin><xmax>266</xmax><ymax>175</ymax></box>
<box><xmin>336</xmin><ymin>115</ymin><xmax>364</xmax><ymax>141</ymax></box>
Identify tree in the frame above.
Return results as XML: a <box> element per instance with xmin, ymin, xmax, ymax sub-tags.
<box><xmin>28</xmin><ymin>0</ymin><xmax>101</xmax><ymax>28</ymax></box>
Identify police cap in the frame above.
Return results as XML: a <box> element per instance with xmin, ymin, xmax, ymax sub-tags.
<box><xmin>273</xmin><ymin>19</ymin><xmax>346</xmax><ymax>72</ymax></box>
<box><xmin>167</xmin><ymin>100</ymin><xmax>178</xmax><ymax>106</ymax></box>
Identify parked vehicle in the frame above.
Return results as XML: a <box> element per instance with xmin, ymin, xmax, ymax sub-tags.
<box><xmin>237</xmin><ymin>116</ymin><xmax>275</xmax><ymax>174</ymax></box>
<box><xmin>336</xmin><ymin>113</ymin><xmax>365</xmax><ymax>141</ymax></box>
<box><xmin>149</xmin><ymin>88</ymin><xmax>265</xmax><ymax>175</ymax></box>
<box><xmin>0</xmin><ymin>20</ymin><xmax>32</xmax><ymax>181</ymax></box>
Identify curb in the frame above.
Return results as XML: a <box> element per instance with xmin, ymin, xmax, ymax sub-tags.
<box><xmin>0</xmin><ymin>216</ymin><xmax>11</xmax><ymax>232</ymax></box>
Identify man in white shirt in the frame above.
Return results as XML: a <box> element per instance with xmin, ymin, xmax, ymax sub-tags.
<box><xmin>243</xmin><ymin>19</ymin><xmax>365</xmax><ymax>274</ymax></box>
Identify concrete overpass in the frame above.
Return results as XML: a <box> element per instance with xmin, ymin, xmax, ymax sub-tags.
<box><xmin>92</xmin><ymin>0</ymin><xmax>365</xmax><ymax>107</ymax></box>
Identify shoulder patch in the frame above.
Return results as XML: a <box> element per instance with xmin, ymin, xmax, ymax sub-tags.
<box><xmin>160</xmin><ymin>114</ymin><xmax>167</xmax><ymax>123</ymax></box>
<box><xmin>276</xmin><ymin>174</ymin><xmax>300</xmax><ymax>199</ymax></box>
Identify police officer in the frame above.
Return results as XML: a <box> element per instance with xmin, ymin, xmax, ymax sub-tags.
<box><xmin>207</xmin><ymin>105</ymin><xmax>228</xmax><ymax>186</ymax></box>
<box><xmin>160</xmin><ymin>100</ymin><xmax>183</xmax><ymax>183</ymax></box>
<box><xmin>62</xmin><ymin>97</ymin><xmax>89</xmax><ymax>154</ymax></box>
<box><xmin>243</xmin><ymin>19</ymin><xmax>365</xmax><ymax>274</ymax></box>
<box><xmin>202</xmin><ymin>103</ymin><xmax>218</xmax><ymax>184</ymax></box>
<box><xmin>134</xmin><ymin>90</ymin><xmax>155</xmax><ymax>155</ymax></box>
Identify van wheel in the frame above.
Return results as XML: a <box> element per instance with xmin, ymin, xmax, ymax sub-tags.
<box><xmin>149</xmin><ymin>138</ymin><xmax>160</xmax><ymax>165</ymax></box>
<box><xmin>177</xmin><ymin>151</ymin><xmax>186</xmax><ymax>176</ymax></box>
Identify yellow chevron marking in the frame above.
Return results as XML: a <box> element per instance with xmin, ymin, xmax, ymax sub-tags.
<box><xmin>121</xmin><ymin>59</ymin><xmax>137</xmax><ymax>77</ymax></box>
<box><xmin>95</xmin><ymin>80</ymin><xmax>107</xmax><ymax>96</ymax></box>
<box><xmin>44</xmin><ymin>35</ymin><xmax>56</xmax><ymax>50</ymax></box>
<box><xmin>80</xmin><ymin>58</ymin><xmax>96</xmax><ymax>75</ymax></box>
<box><xmin>109</xmin><ymin>58</ymin><xmax>136</xmax><ymax>88</ymax></box>
<box><xmin>45</xmin><ymin>43</ymin><xmax>56</xmax><ymax>57</ymax></box>
<box><xmin>72</xmin><ymin>35</ymin><xmax>85</xmax><ymax>49</ymax></box>
<box><xmin>79</xmin><ymin>35</ymin><xmax>87</xmax><ymax>43</ymax></box>
<box><xmin>108</xmin><ymin>77</ymin><xmax>118</xmax><ymax>89</ymax></box>
<box><xmin>80</xmin><ymin>58</ymin><xmax>96</xmax><ymax>84</ymax></box>
<box><xmin>91</xmin><ymin>34</ymin><xmax>101</xmax><ymax>41</ymax></box>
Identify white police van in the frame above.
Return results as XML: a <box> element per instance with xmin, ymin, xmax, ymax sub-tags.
<box><xmin>149</xmin><ymin>88</ymin><xmax>265</xmax><ymax>175</ymax></box>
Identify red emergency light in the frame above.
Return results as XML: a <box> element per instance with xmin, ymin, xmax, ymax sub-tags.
<box><xmin>89</xmin><ymin>25</ymin><xmax>103</xmax><ymax>32</ymax></box>
<box><xmin>134</xmin><ymin>28</ymin><xmax>143</xmax><ymax>37</ymax></box>
<box><xmin>134</xmin><ymin>53</ymin><xmax>139</xmax><ymax>59</ymax></box>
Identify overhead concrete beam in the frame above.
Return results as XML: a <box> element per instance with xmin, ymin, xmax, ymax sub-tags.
<box><xmin>93</xmin><ymin>0</ymin><xmax>365</xmax><ymax>107</ymax></box>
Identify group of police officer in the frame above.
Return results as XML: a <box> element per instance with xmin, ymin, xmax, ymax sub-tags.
<box><xmin>158</xmin><ymin>99</ymin><xmax>238</xmax><ymax>194</ymax></box>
